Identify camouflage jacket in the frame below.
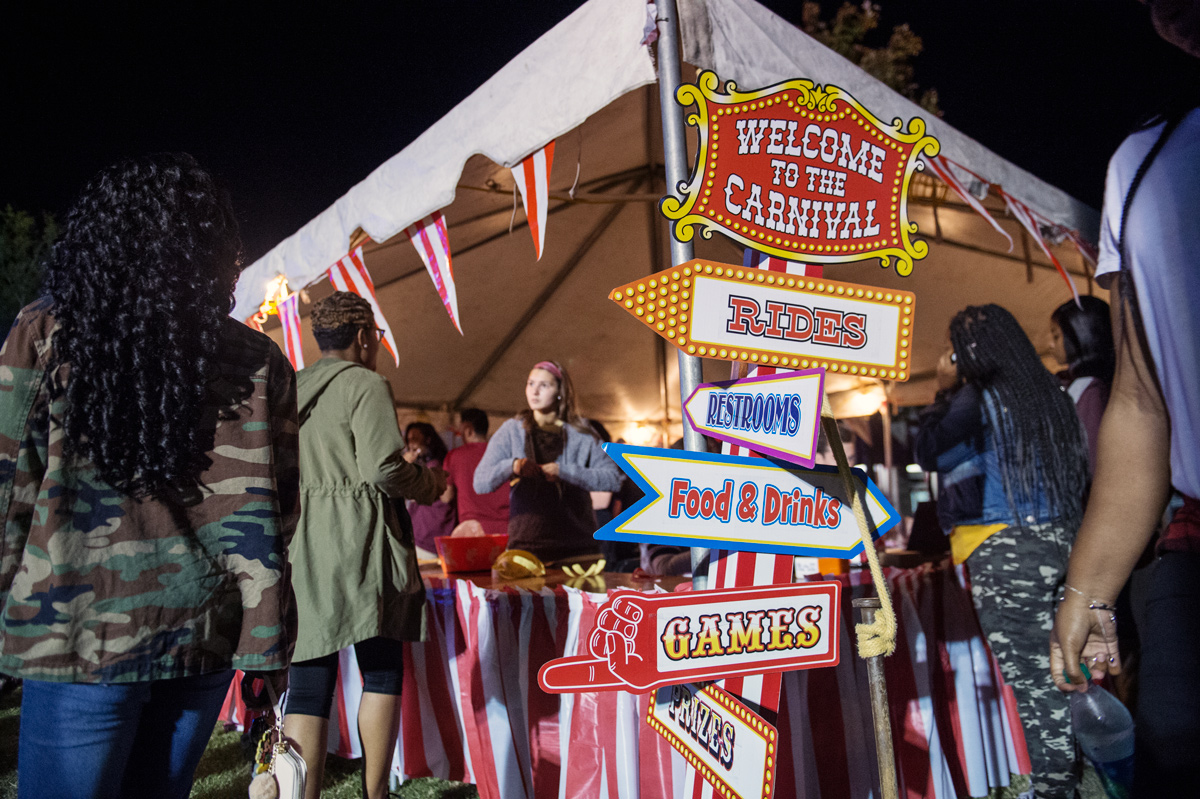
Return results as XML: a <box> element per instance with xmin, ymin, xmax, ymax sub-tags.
<box><xmin>0</xmin><ymin>300</ymin><xmax>300</xmax><ymax>682</ymax></box>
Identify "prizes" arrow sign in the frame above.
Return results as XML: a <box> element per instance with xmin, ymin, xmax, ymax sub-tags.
<box><xmin>538</xmin><ymin>582</ymin><xmax>840</xmax><ymax>693</ymax></box>
<box><xmin>648</xmin><ymin>683</ymin><xmax>780</xmax><ymax>799</ymax></box>
<box><xmin>595</xmin><ymin>443</ymin><xmax>897</xmax><ymax>559</ymax></box>
<box><xmin>685</xmin><ymin>368</ymin><xmax>825</xmax><ymax>468</ymax></box>
<box><xmin>609</xmin><ymin>260</ymin><xmax>915</xmax><ymax>380</ymax></box>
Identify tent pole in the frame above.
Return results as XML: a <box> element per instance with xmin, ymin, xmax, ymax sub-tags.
<box><xmin>655</xmin><ymin>0</ymin><xmax>709</xmax><ymax>588</ymax></box>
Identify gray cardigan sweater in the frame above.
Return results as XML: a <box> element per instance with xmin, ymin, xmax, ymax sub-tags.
<box><xmin>473</xmin><ymin>417</ymin><xmax>622</xmax><ymax>495</ymax></box>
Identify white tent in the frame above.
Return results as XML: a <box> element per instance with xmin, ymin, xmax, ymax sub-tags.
<box><xmin>234</xmin><ymin>0</ymin><xmax>1103</xmax><ymax>441</ymax></box>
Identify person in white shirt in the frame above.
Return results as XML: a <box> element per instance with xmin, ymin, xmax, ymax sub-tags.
<box><xmin>1051</xmin><ymin>2</ymin><xmax>1200</xmax><ymax>794</ymax></box>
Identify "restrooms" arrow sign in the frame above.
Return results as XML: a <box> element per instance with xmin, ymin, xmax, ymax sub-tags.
<box><xmin>684</xmin><ymin>368</ymin><xmax>825</xmax><ymax>467</ymax></box>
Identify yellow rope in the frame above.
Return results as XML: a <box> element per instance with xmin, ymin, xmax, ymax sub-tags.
<box><xmin>820</xmin><ymin>398</ymin><xmax>897</xmax><ymax>658</ymax></box>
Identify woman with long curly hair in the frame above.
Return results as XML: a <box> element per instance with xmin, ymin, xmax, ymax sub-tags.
<box><xmin>0</xmin><ymin>153</ymin><xmax>299</xmax><ymax>799</ymax></box>
<box><xmin>473</xmin><ymin>360</ymin><xmax>621</xmax><ymax>563</ymax></box>
<box><xmin>914</xmin><ymin>304</ymin><xmax>1088</xmax><ymax>798</ymax></box>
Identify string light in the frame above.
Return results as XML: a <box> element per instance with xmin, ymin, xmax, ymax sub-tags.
<box><xmin>253</xmin><ymin>274</ymin><xmax>291</xmax><ymax>326</ymax></box>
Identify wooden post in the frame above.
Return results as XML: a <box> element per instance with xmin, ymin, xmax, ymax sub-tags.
<box><xmin>853</xmin><ymin>597</ymin><xmax>900</xmax><ymax>799</ymax></box>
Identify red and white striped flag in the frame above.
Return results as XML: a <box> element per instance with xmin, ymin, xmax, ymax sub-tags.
<box><xmin>926</xmin><ymin>155</ymin><xmax>1014</xmax><ymax>251</ymax></box>
<box><xmin>327</xmin><ymin>246</ymin><xmax>400</xmax><ymax>366</ymax></box>
<box><xmin>511</xmin><ymin>141</ymin><xmax>556</xmax><ymax>260</ymax></box>
<box><xmin>278</xmin><ymin>293</ymin><xmax>305</xmax><ymax>371</ymax></box>
<box><xmin>405</xmin><ymin>213</ymin><xmax>463</xmax><ymax>334</ymax></box>
<box><xmin>1000</xmin><ymin>191</ymin><xmax>1081</xmax><ymax>304</ymax></box>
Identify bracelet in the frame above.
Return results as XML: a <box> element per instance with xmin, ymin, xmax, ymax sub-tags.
<box><xmin>1063</xmin><ymin>583</ymin><xmax>1087</xmax><ymax>600</ymax></box>
<box><xmin>1057</xmin><ymin>584</ymin><xmax>1118</xmax><ymax>614</ymax></box>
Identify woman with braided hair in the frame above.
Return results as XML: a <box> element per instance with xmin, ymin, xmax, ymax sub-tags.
<box><xmin>0</xmin><ymin>153</ymin><xmax>298</xmax><ymax>798</ymax></box>
<box><xmin>915</xmin><ymin>303</ymin><xmax>1089</xmax><ymax>799</ymax></box>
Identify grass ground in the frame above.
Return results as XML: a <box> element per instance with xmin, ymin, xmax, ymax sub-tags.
<box><xmin>0</xmin><ymin>685</ymin><xmax>477</xmax><ymax>798</ymax></box>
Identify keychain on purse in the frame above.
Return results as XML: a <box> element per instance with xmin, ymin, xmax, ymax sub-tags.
<box><xmin>248</xmin><ymin>684</ymin><xmax>307</xmax><ymax>799</ymax></box>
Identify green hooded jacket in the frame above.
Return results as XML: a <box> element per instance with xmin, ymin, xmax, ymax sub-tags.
<box><xmin>292</xmin><ymin>357</ymin><xmax>440</xmax><ymax>662</ymax></box>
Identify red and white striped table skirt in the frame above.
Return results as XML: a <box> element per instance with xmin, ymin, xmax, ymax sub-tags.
<box><xmin>221</xmin><ymin>563</ymin><xmax>1031</xmax><ymax>799</ymax></box>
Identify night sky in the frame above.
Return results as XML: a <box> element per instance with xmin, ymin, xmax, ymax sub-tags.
<box><xmin>3</xmin><ymin>1</ymin><xmax>1197</xmax><ymax>264</ymax></box>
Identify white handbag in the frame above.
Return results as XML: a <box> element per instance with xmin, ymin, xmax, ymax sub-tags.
<box><xmin>249</xmin><ymin>687</ymin><xmax>307</xmax><ymax>799</ymax></box>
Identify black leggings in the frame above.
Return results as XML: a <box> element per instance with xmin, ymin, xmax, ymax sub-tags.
<box><xmin>286</xmin><ymin>637</ymin><xmax>405</xmax><ymax>718</ymax></box>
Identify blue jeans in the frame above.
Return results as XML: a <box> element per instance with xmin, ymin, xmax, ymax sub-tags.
<box><xmin>18</xmin><ymin>669</ymin><xmax>233</xmax><ymax>799</ymax></box>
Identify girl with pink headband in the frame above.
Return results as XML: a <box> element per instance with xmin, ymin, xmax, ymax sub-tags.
<box><xmin>473</xmin><ymin>360</ymin><xmax>622</xmax><ymax>563</ymax></box>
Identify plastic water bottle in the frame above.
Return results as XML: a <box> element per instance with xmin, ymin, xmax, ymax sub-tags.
<box><xmin>1068</xmin><ymin>665</ymin><xmax>1134</xmax><ymax>799</ymax></box>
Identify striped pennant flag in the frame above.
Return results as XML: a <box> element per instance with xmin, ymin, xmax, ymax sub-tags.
<box><xmin>328</xmin><ymin>246</ymin><xmax>400</xmax><ymax>366</ymax></box>
<box><xmin>278</xmin><ymin>292</ymin><xmax>305</xmax><ymax>371</ymax></box>
<box><xmin>405</xmin><ymin>212</ymin><xmax>463</xmax><ymax>334</ymax></box>
<box><xmin>925</xmin><ymin>155</ymin><xmax>1014</xmax><ymax>252</ymax></box>
<box><xmin>1000</xmin><ymin>191</ymin><xmax>1082</xmax><ymax>304</ymax></box>
<box><xmin>511</xmin><ymin>141</ymin><xmax>556</xmax><ymax>260</ymax></box>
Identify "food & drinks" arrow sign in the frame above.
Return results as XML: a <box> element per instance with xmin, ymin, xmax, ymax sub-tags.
<box><xmin>594</xmin><ymin>443</ymin><xmax>897</xmax><ymax>558</ymax></box>
<box><xmin>609</xmin><ymin>260</ymin><xmax>915</xmax><ymax>380</ymax></box>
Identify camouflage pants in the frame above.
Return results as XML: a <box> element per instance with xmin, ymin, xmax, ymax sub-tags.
<box><xmin>967</xmin><ymin>522</ymin><xmax>1078</xmax><ymax>799</ymax></box>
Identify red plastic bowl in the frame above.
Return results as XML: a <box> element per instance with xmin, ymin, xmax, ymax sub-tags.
<box><xmin>434</xmin><ymin>534</ymin><xmax>508</xmax><ymax>574</ymax></box>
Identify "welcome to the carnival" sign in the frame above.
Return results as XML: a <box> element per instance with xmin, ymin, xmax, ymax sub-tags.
<box><xmin>661</xmin><ymin>71</ymin><xmax>939</xmax><ymax>275</ymax></box>
<box><xmin>609</xmin><ymin>261</ymin><xmax>915</xmax><ymax>381</ymax></box>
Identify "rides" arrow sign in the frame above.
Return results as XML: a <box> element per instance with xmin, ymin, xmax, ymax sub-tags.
<box><xmin>609</xmin><ymin>260</ymin><xmax>915</xmax><ymax>381</ymax></box>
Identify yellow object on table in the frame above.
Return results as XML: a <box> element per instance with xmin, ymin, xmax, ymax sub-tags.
<box><xmin>492</xmin><ymin>549</ymin><xmax>546</xmax><ymax>580</ymax></box>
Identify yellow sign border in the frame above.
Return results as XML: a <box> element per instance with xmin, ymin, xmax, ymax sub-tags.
<box><xmin>660</xmin><ymin>70</ymin><xmax>940</xmax><ymax>276</ymax></box>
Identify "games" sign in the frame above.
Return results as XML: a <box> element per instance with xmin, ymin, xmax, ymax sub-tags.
<box><xmin>660</xmin><ymin>71</ymin><xmax>939</xmax><ymax>276</ymax></box>
<box><xmin>609</xmin><ymin>261</ymin><xmax>915</xmax><ymax>380</ymax></box>
<box><xmin>538</xmin><ymin>582</ymin><xmax>840</xmax><ymax>693</ymax></box>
